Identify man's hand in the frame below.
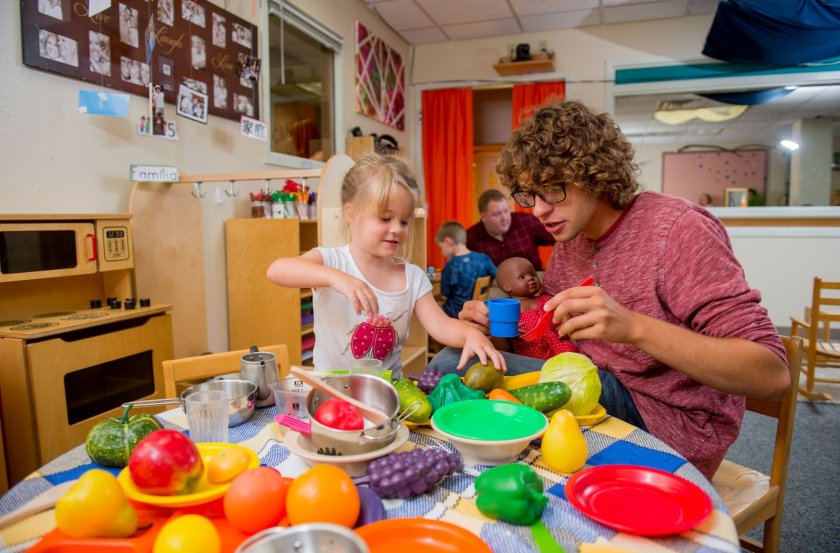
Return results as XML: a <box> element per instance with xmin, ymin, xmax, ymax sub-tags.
<box><xmin>544</xmin><ymin>285</ymin><xmax>641</xmax><ymax>344</ymax></box>
<box><xmin>458</xmin><ymin>300</ymin><xmax>491</xmax><ymax>334</ymax></box>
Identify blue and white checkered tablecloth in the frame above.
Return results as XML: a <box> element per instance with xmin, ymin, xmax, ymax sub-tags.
<box><xmin>0</xmin><ymin>406</ymin><xmax>739</xmax><ymax>552</ymax></box>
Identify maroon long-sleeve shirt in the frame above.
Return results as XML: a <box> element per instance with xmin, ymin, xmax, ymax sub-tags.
<box><xmin>542</xmin><ymin>191</ymin><xmax>785</xmax><ymax>478</ymax></box>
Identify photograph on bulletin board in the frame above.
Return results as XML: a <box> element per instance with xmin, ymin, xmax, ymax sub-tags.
<box><xmin>20</xmin><ymin>0</ymin><xmax>259</xmax><ymax>123</ymax></box>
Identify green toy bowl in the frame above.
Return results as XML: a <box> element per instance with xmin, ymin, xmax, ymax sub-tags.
<box><xmin>431</xmin><ymin>400</ymin><xmax>547</xmax><ymax>465</ymax></box>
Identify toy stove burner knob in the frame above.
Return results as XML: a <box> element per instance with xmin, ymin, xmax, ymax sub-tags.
<box><xmin>110</xmin><ymin>299</ymin><xmax>122</xmax><ymax>309</ymax></box>
<box><xmin>90</xmin><ymin>299</ymin><xmax>102</xmax><ymax>309</ymax></box>
<box><xmin>139</xmin><ymin>297</ymin><xmax>151</xmax><ymax>308</ymax></box>
<box><xmin>124</xmin><ymin>298</ymin><xmax>136</xmax><ymax>310</ymax></box>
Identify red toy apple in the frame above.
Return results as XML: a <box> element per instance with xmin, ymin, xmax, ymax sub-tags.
<box><xmin>127</xmin><ymin>429</ymin><xmax>203</xmax><ymax>495</ymax></box>
<box><xmin>314</xmin><ymin>399</ymin><xmax>364</xmax><ymax>430</ymax></box>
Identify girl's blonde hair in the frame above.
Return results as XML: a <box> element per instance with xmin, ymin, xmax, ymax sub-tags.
<box><xmin>340</xmin><ymin>153</ymin><xmax>419</xmax><ymax>259</ymax></box>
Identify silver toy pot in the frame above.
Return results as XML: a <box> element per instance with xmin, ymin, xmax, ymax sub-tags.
<box><xmin>240</xmin><ymin>346</ymin><xmax>279</xmax><ymax>408</ymax></box>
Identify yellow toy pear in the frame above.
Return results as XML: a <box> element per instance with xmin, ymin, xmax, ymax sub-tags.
<box><xmin>541</xmin><ymin>409</ymin><xmax>588</xmax><ymax>473</ymax></box>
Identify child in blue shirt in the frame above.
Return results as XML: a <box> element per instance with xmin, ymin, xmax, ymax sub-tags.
<box><xmin>435</xmin><ymin>221</ymin><xmax>496</xmax><ymax>318</ymax></box>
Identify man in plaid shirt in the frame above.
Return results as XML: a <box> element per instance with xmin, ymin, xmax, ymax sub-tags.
<box><xmin>466</xmin><ymin>189</ymin><xmax>555</xmax><ymax>271</ymax></box>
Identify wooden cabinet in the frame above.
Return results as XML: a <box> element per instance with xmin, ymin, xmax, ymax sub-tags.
<box><xmin>225</xmin><ymin>219</ymin><xmax>319</xmax><ymax>365</ymax></box>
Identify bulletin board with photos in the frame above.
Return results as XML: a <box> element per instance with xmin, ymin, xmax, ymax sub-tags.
<box><xmin>21</xmin><ymin>0</ymin><xmax>260</xmax><ymax>122</ymax></box>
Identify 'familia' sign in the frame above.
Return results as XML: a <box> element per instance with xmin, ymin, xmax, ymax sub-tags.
<box><xmin>130</xmin><ymin>164</ymin><xmax>179</xmax><ymax>182</ymax></box>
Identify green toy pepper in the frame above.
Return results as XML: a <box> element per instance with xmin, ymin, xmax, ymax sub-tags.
<box><xmin>475</xmin><ymin>463</ymin><xmax>548</xmax><ymax>525</ymax></box>
<box><xmin>428</xmin><ymin>373</ymin><xmax>485</xmax><ymax>412</ymax></box>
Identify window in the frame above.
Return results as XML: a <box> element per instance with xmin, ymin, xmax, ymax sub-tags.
<box><xmin>266</xmin><ymin>1</ymin><xmax>341</xmax><ymax>166</ymax></box>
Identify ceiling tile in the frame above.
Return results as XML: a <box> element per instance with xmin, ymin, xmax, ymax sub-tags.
<box><xmin>442</xmin><ymin>18</ymin><xmax>522</xmax><ymax>40</ymax></box>
<box><xmin>603</xmin><ymin>1</ymin><xmax>689</xmax><ymax>24</ymax></box>
<box><xmin>375</xmin><ymin>0</ymin><xmax>434</xmax><ymax>30</ymax></box>
<box><xmin>521</xmin><ymin>9</ymin><xmax>601</xmax><ymax>32</ymax></box>
<box><xmin>417</xmin><ymin>0</ymin><xmax>514</xmax><ymax>25</ymax></box>
<box><xmin>398</xmin><ymin>26</ymin><xmax>450</xmax><ymax>44</ymax></box>
<box><xmin>510</xmin><ymin>0</ymin><xmax>598</xmax><ymax>17</ymax></box>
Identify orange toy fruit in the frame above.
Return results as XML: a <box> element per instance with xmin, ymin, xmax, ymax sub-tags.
<box><xmin>286</xmin><ymin>464</ymin><xmax>360</xmax><ymax>527</ymax></box>
<box><xmin>207</xmin><ymin>447</ymin><xmax>251</xmax><ymax>484</ymax></box>
<box><xmin>223</xmin><ymin>466</ymin><xmax>290</xmax><ymax>534</ymax></box>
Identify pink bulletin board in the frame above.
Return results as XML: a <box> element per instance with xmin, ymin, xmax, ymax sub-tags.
<box><xmin>662</xmin><ymin>149</ymin><xmax>767</xmax><ymax>207</ymax></box>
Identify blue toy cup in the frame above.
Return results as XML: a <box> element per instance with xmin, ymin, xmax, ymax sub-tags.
<box><xmin>484</xmin><ymin>298</ymin><xmax>521</xmax><ymax>338</ymax></box>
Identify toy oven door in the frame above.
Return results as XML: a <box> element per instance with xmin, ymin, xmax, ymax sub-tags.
<box><xmin>26</xmin><ymin>313</ymin><xmax>172</xmax><ymax>467</ymax></box>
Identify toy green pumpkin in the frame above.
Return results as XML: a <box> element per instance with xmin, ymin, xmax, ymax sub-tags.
<box><xmin>85</xmin><ymin>404</ymin><xmax>163</xmax><ymax>467</ymax></box>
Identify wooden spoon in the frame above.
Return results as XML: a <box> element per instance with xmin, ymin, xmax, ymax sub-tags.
<box><xmin>290</xmin><ymin>367</ymin><xmax>390</xmax><ymax>425</ymax></box>
<box><xmin>0</xmin><ymin>480</ymin><xmax>77</xmax><ymax>530</ymax></box>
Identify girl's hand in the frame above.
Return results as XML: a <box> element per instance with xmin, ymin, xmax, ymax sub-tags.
<box><xmin>457</xmin><ymin>328</ymin><xmax>508</xmax><ymax>373</ymax></box>
<box><xmin>330</xmin><ymin>272</ymin><xmax>379</xmax><ymax>316</ymax></box>
<box><xmin>544</xmin><ymin>285</ymin><xmax>639</xmax><ymax>344</ymax></box>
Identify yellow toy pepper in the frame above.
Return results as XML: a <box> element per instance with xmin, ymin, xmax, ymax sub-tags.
<box><xmin>55</xmin><ymin>469</ymin><xmax>138</xmax><ymax>538</ymax></box>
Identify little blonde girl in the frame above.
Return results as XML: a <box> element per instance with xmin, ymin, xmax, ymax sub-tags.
<box><xmin>267</xmin><ymin>154</ymin><xmax>506</xmax><ymax>378</ymax></box>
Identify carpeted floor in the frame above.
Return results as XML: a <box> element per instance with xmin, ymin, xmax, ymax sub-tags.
<box><xmin>725</xmin><ymin>401</ymin><xmax>840</xmax><ymax>552</ymax></box>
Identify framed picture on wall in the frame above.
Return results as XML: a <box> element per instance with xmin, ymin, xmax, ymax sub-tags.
<box><xmin>725</xmin><ymin>188</ymin><xmax>749</xmax><ymax>207</ymax></box>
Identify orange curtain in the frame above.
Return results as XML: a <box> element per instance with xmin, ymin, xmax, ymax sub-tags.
<box><xmin>511</xmin><ymin>81</ymin><xmax>566</xmax><ymax>130</ymax></box>
<box><xmin>511</xmin><ymin>81</ymin><xmax>565</xmax><ymax>269</ymax></box>
<box><xmin>422</xmin><ymin>88</ymin><xmax>474</xmax><ymax>270</ymax></box>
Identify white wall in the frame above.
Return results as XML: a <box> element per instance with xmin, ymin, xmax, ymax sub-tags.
<box><xmin>411</xmin><ymin>15</ymin><xmax>715</xmax><ymax>111</ymax></box>
<box><xmin>726</xmin><ymin>230</ymin><xmax>840</xmax><ymax>326</ymax></box>
<box><xmin>0</xmin><ymin>0</ymin><xmax>410</xmax><ymax>215</ymax></box>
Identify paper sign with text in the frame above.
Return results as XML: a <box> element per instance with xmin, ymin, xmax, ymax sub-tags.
<box><xmin>130</xmin><ymin>165</ymin><xmax>180</xmax><ymax>182</ymax></box>
<box><xmin>240</xmin><ymin>115</ymin><xmax>268</xmax><ymax>141</ymax></box>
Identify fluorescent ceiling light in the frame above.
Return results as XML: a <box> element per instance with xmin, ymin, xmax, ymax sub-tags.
<box><xmin>652</xmin><ymin>105</ymin><xmax>749</xmax><ymax>125</ymax></box>
<box><xmin>780</xmin><ymin>139</ymin><xmax>800</xmax><ymax>150</ymax></box>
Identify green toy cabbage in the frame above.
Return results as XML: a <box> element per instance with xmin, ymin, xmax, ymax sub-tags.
<box><xmin>538</xmin><ymin>352</ymin><xmax>601</xmax><ymax>416</ymax></box>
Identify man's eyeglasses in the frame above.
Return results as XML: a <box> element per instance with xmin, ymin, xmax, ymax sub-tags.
<box><xmin>511</xmin><ymin>184</ymin><xmax>567</xmax><ymax>208</ymax></box>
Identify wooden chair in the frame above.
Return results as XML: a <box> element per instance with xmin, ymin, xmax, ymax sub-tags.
<box><xmin>472</xmin><ymin>275</ymin><xmax>492</xmax><ymax>301</ymax></box>
<box><xmin>790</xmin><ymin>277</ymin><xmax>840</xmax><ymax>400</ymax></box>
<box><xmin>162</xmin><ymin>344</ymin><xmax>290</xmax><ymax>398</ymax></box>
<box><xmin>711</xmin><ymin>335</ymin><xmax>801</xmax><ymax>553</ymax></box>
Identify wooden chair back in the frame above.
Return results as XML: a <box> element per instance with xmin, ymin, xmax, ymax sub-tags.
<box><xmin>162</xmin><ymin>344</ymin><xmax>290</xmax><ymax>398</ymax></box>
<box><xmin>712</xmin><ymin>335</ymin><xmax>801</xmax><ymax>553</ymax></box>
<box><xmin>789</xmin><ymin>277</ymin><xmax>840</xmax><ymax>400</ymax></box>
<box><xmin>472</xmin><ymin>275</ymin><xmax>492</xmax><ymax>301</ymax></box>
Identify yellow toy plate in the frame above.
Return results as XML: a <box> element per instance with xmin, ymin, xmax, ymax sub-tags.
<box><xmin>403</xmin><ymin>419</ymin><xmax>432</xmax><ymax>430</ymax></box>
<box><xmin>544</xmin><ymin>403</ymin><xmax>607</xmax><ymax>426</ymax></box>
<box><xmin>118</xmin><ymin>443</ymin><xmax>259</xmax><ymax>508</ymax></box>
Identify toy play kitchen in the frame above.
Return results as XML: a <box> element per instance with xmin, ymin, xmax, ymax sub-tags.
<box><xmin>0</xmin><ymin>214</ymin><xmax>174</xmax><ymax>486</ymax></box>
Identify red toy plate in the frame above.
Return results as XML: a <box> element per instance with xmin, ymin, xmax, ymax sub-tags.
<box><xmin>565</xmin><ymin>465</ymin><xmax>712</xmax><ymax>536</ymax></box>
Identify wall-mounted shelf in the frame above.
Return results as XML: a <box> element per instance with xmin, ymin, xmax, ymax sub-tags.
<box><xmin>493</xmin><ymin>56</ymin><xmax>555</xmax><ymax>76</ymax></box>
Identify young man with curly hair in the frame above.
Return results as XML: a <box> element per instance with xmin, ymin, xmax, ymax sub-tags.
<box><xmin>431</xmin><ymin>100</ymin><xmax>788</xmax><ymax>478</ymax></box>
